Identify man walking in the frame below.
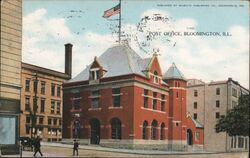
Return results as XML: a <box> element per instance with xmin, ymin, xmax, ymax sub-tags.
<box><xmin>73</xmin><ymin>139</ymin><xmax>79</xmax><ymax>156</ymax></box>
<box><xmin>33</xmin><ymin>136</ymin><xmax>43</xmax><ymax>157</ymax></box>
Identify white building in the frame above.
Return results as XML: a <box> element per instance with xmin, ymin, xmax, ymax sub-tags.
<box><xmin>187</xmin><ymin>78</ymin><xmax>249</xmax><ymax>152</ymax></box>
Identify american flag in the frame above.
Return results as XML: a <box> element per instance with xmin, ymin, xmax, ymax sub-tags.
<box><xmin>103</xmin><ymin>4</ymin><xmax>121</xmax><ymax>18</ymax></box>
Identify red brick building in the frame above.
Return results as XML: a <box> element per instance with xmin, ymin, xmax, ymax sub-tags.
<box><xmin>62</xmin><ymin>44</ymin><xmax>203</xmax><ymax>150</ymax></box>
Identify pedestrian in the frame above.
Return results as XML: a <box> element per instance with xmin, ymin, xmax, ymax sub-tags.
<box><xmin>73</xmin><ymin>139</ymin><xmax>79</xmax><ymax>156</ymax></box>
<box><xmin>33</xmin><ymin>136</ymin><xmax>43</xmax><ymax>157</ymax></box>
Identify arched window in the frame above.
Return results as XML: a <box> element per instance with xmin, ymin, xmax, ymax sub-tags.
<box><xmin>111</xmin><ymin>118</ymin><xmax>121</xmax><ymax>139</ymax></box>
<box><xmin>153</xmin><ymin>71</ymin><xmax>159</xmax><ymax>83</ymax></box>
<box><xmin>160</xmin><ymin>123</ymin><xmax>165</xmax><ymax>140</ymax></box>
<box><xmin>151</xmin><ymin>120</ymin><xmax>158</xmax><ymax>140</ymax></box>
<box><xmin>142</xmin><ymin>121</ymin><xmax>148</xmax><ymax>139</ymax></box>
<box><xmin>90</xmin><ymin>118</ymin><xmax>100</xmax><ymax>144</ymax></box>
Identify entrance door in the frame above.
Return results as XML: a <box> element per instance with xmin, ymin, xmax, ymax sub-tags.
<box><xmin>187</xmin><ymin>129</ymin><xmax>193</xmax><ymax>145</ymax></box>
<box><xmin>90</xmin><ymin>118</ymin><xmax>100</xmax><ymax>144</ymax></box>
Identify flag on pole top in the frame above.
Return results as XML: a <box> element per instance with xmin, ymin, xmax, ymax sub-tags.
<box><xmin>103</xmin><ymin>3</ymin><xmax>121</xmax><ymax>18</ymax></box>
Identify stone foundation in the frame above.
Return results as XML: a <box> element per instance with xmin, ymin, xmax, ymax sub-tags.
<box><xmin>62</xmin><ymin>139</ymin><xmax>194</xmax><ymax>151</ymax></box>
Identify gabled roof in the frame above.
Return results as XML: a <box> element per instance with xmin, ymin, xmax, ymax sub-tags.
<box><xmin>163</xmin><ymin>63</ymin><xmax>186</xmax><ymax>80</ymax></box>
<box><xmin>190</xmin><ymin>117</ymin><xmax>203</xmax><ymax>128</ymax></box>
<box><xmin>69</xmin><ymin>44</ymin><xmax>151</xmax><ymax>83</ymax></box>
<box><xmin>187</xmin><ymin>113</ymin><xmax>203</xmax><ymax>128</ymax></box>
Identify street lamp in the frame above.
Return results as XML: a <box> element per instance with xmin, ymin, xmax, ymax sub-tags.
<box><xmin>30</xmin><ymin>72</ymin><xmax>38</xmax><ymax>139</ymax></box>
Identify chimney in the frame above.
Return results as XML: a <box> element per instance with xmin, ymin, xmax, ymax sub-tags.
<box><xmin>65</xmin><ymin>43</ymin><xmax>72</xmax><ymax>78</ymax></box>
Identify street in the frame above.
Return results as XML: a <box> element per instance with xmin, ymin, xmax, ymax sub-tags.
<box><xmin>2</xmin><ymin>145</ymin><xmax>248</xmax><ymax>158</ymax></box>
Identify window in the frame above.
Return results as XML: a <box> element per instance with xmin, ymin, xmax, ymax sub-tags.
<box><xmin>92</xmin><ymin>90</ymin><xmax>100</xmax><ymax>96</ymax></box>
<box><xmin>112</xmin><ymin>88</ymin><xmax>121</xmax><ymax>107</ymax></box>
<box><xmin>73</xmin><ymin>93</ymin><xmax>81</xmax><ymax>110</ymax></box>
<box><xmin>231</xmin><ymin>137</ymin><xmax>234</xmax><ymax>148</ymax></box>
<box><xmin>51</xmin><ymin>100</ymin><xmax>55</xmax><ymax>114</ymax></box>
<box><xmin>151</xmin><ymin>120</ymin><xmax>157</xmax><ymax>140</ymax></box>
<box><xmin>33</xmin><ymin>80</ymin><xmax>38</xmax><ymax>93</ymax></box>
<box><xmin>160</xmin><ymin>123</ymin><xmax>165</xmax><ymax>140</ymax></box>
<box><xmin>39</xmin><ymin>117</ymin><xmax>43</xmax><ymax>124</ymax></box>
<box><xmin>53</xmin><ymin>119</ymin><xmax>57</xmax><ymax>125</ymax></box>
<box><xmin>41</xmin><ymin>81</ymin><xmax>45</xmax><ymax>94</ymax></box>
<box><xmin>195</xmin><ymin>132</ymin><xmax>200</xmax><ymax>141</ymax></box>
<box><xmin>90</xmin><ymin>69</ymin><xmax>100</xmax><ymax>80</ymax></box>
<box><xmin>176</xmin><ymin>92</ymin><xmax>179</xmax><ymax>98</ymax></box>
<box><xmin>40</xmin><ymin>99</ymin><xmax>45</xmax><ymax>113</ymax></box>
<box><xmin>26</xmin><ymin>116</ymin><xmax>30</xmax><ymax>123</ymax></box>
<box><xmin>26</xmin><ymin>126</ymin><xmax>30</xmax><ymax>134</ymax></box>
<box><xmin>161</xmin><ymin>94</ymin><xmax>165</xmax><ymax>111</ymax></box>
<box><xmin>143</xmin><ymin>89</ymin><xmax>148</xmax><ymax>108</ymax></box>
<box><xmin>194</xmin><ymin>102</ymin><xmax>197</xmax><ymax>109</ymax></box>
<box><xmin>91</xmin><ymin>98</ymin><xmax>99</xmax><ymax>108</ymax></box>
<box><xmin>238</xmin><ymin>137</ymin><xmax>244</xmax><ymax>148</ymax></box>
<box><xmin>160</xmin><ymin>101</ymin><xmax>165</xmax><ymax>111</ymax></box>
<box><xmin>142</xmin><ymin>121</ymin><xmax>148</xmax><ymax>139</ymax></box>
<box><xmin>152</xmin><ymin>92</ymin><xmax>157</xmax><ymax>110</ymax></box>
<box><xmin>194</xmin><ymin>113</ymin><xmax>197</xmax><ymax>120</ymax></box>
<box><xmin>48</xmin><ymin>118</ymin><xmax>52</xmax><ymax>125</ymax></box>
<box><xmin>232</xmin><ymin>88</ymin><xmax>237</xmax><ymax>97</ymax></box>
<box><xmin>153</xmin><ymin>71</ymin><xmax>159</xmax><ymax>83</ymax></box>
<box><xmin>25</xmin><ymin>96</ymin><xmax>30</xmax><ymax>111</ymax></box>
<box><xmin>111</xmin><ymin>118</ymin><xmax>121</xmax><ymax>139</ymax></box>
<box><xmin>232</xmin><ymin>101</ymin><xmax>237</xmax><ymax>108</ymax></box>
<box><xmin>216</xmin><ymin>88</ymin><xmax>220</xmax><ymax>95</ymax></box>
<box><xmin>57</xmin><ymin>85</ymin><xmax>61</xmax><ymax>97</ymax></box>
<box><xmin>194</xmin><ymin>90</ymin><xmax>198</xmax><ymax>97</ymax></box>
<box><xmin>73</xmin><ymin>99</ymin><xmax>80</xmax><ymax>110</ymax></box>
<box><xmin>51</xmin><ymin>83</ymin><xmax>55</xmax><ymax>96</ymax></box>
<box><xmin>59</xmin><ymin>119</ymin><xmax>62</xmax><ymax>126</ymax></box>
<box><xmin>216</xmin><ymin>100</ymin><xmax>220</xmax><ymax>108</ymax></box>
<box><xmin>56</xmin><ymin>101</ymin><xmax>60</xmax><ymax>114</ymax></box>
<box><xmin>216</xmin><ymin>112</ymin><xmax>220</xmax><ymax>119</ymax></box>
<box><xmin>176</xmin><ymin>122</ymin><xmax>179</xmax><ymax>127</ymax></box>
<box><xmin>245</xmin><ymin>138</ymin><xmax>248</xmax><ymax>150</ymax></box>
<box><xmin>25</xmin><ymin>80</ymin><xmax>30</xmax><ymax>92</ymax></box>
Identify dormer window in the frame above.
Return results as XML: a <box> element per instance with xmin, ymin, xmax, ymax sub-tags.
<box><xmin>90</xmin><ymin>68</ymin><xmax>100</xmax><ymax>80</ymax></box>
<box><xmin>153</xmin><ymin>71</ymin><xmax>159</xmax><ymax>84</ymax></box>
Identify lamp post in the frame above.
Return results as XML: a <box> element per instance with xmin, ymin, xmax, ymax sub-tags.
<box><xmin>30</xmin><ymin>72</ymin><xmax>38</xmax><ymax>139</ymax></box>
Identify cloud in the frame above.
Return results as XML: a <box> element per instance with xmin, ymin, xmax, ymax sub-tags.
<box><xmin>22</xmin><ymin>8</ymin><xmax>249</xmax><ymax>88</ymax></box>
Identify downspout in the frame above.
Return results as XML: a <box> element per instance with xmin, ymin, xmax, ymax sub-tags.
<box><xmin>203</xmin><ymin>83</ymin><xmax>206</xmax><ymax>151</ymax></box>
<box><xmin>226</xmin><ymin>80</ymin><xmax>229</xmax><ymax>152</ymax></box>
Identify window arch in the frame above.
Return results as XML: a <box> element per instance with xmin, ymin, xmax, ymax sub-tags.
<box><xmin>153</xmin><ymin>71</ymin><xmax>159</xmax><ymax>83</ymax></box>
<box><xmin>111</xmin><ymin>118</ymin><xmax>121</xmax><ymax>139</ymax></box>
<box><xmin>142</xmin><ymin>120</ymin><xmax>148</xmax><ymax>139</ymax></box>
<box><xmin>151</xmin><ymin>120</ymin><xmax>158</xmax><ymax>140</ymax></box>
<box><xmin>160</xmin><ymin>123</ymin><xmax>165</xmax><ymax>140</ymax></box>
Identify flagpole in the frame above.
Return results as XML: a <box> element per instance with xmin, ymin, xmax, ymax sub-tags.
<box><xmin>118</xmin><ymin>0</ymin><xmax>121</xmax><ymax>44</ymax></box>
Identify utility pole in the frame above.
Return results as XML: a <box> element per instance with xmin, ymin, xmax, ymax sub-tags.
<box><xmin>30</xmin><ymin>72</ymin><xmax>38</xmax><ymax>139</ymax></box>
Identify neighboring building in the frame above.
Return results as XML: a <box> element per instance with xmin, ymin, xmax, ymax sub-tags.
<box><xmin>0</xmin><ymin>0</ymin><xmax>22</xmax><ymax>153</ymax></box>
<box><xmin>187</xmin><ymin>78</ymin><xmax>249</xmax><ymax>152</ymax></box>
<box><xmin>62</xmin><ymin>44</ymin><xmax>203</xmax><ymax>150</ymax></box>
<box><xmin>20</xmin><ymin>44</ymin><xmax>72</xmax><ymax>142</ymax></box>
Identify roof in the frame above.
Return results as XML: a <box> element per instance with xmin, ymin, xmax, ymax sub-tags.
<box><xmin>21</xmin><ymin>62</ymin><xmax>71</xmax><ymax>80</ymax></box>
<box><xmin>187</xmin><ymin>113</ymin><xmax>204</xmax><ymax>128</ymax></box>
<box><xmin>69</xmin><ymin>44</ymin><xmax>151</xmax><ymax>83</ymax></box>
<box><xmin>189</xmin><ymin>116</ymin><xmax>203</xmax><ymax>128</ymax></box>
<box><xmin>163</xmin><ymin>63</ymin><xmax>186</xmax><ymax>80</ymax></box>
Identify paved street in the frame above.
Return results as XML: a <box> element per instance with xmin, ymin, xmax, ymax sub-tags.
<box><xmin>1</xmin><ymin>143</ymin><xmax>248</xmax><ymax>158</ymax></box>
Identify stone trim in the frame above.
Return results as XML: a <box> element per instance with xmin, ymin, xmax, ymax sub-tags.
<box><xmin>140</xmin><ymin>107</ymin><xmax>166</xmax><ymax>114</ymax></box>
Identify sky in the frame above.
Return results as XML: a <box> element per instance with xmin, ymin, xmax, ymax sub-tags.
<box><xmin>23</xmin><ymin>0</ymin><xmax>249</xmax><ymax>88</ymax></box>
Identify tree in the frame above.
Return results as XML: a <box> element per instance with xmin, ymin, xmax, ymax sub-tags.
<box><xmin>215</xmin><ymin>94</ymin><xmax>249</xmax><ymax>136</ymax></box>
